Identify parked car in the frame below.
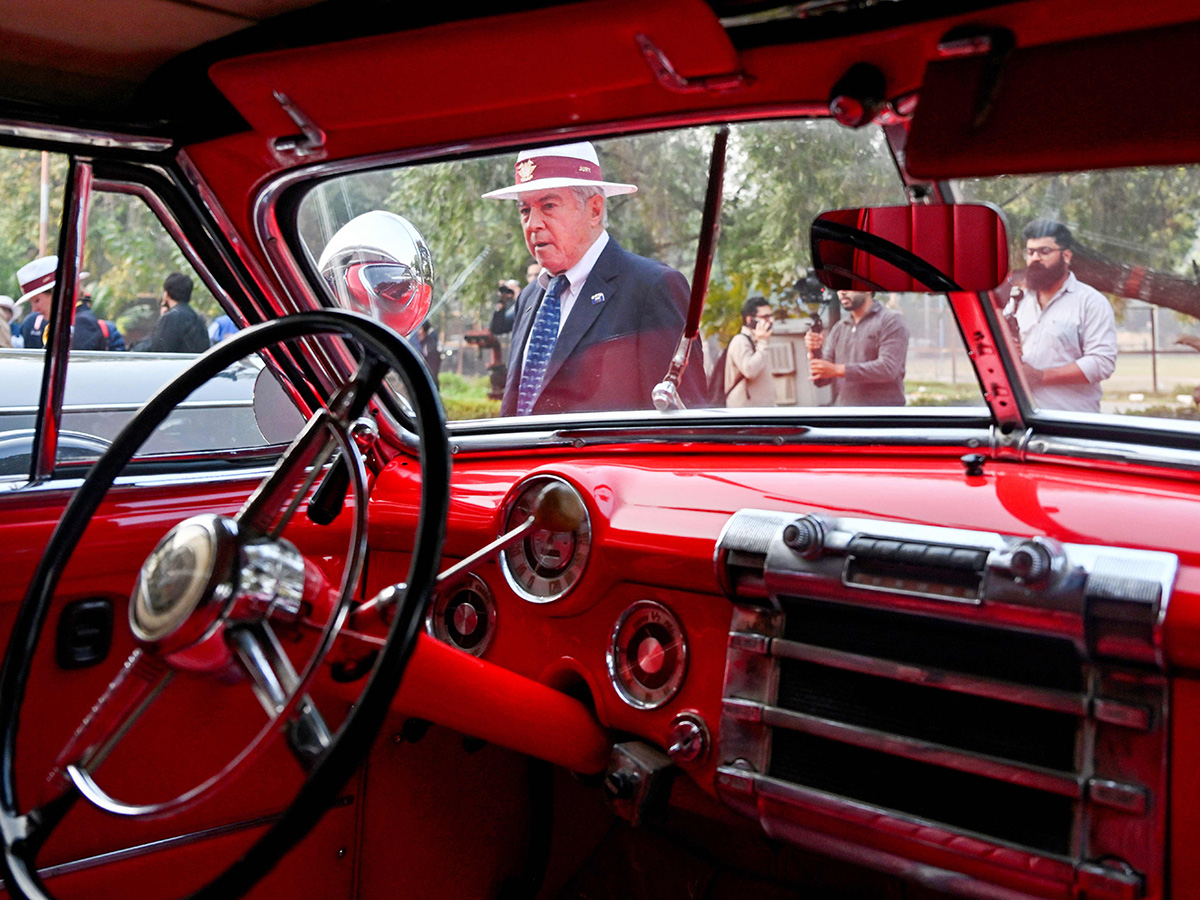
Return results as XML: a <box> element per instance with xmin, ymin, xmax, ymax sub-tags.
<box><xmin>0</xmin><ymin>350</ymin><xmax>274</xmax><ymax>476</ymax></box>
<box><xmin>0</xmin><ymin>3</ymin><xmax>1198</xmax><ymax>900</ymax></box>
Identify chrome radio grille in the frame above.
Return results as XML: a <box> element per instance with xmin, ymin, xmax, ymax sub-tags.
<box><xmin>715</xmin><ymin>510</ymin><xmax>1175</xmax><ymax>900</ymax></box>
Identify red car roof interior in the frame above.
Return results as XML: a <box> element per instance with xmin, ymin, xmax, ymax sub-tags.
<box><xmin>208</xmin><ymin>0</ymin><xmax>738</xmax><ymax>145</ymax></box>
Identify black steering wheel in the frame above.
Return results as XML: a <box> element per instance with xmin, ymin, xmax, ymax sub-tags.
<box><xmin>0</xmin><ymin>311</ymin><xmax>449</xmax><ymax>900</ymax></box>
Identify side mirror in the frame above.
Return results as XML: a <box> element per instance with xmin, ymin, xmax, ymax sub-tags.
<box><xmin>317</xmin><ymin>210</ymin><xmax>434</xmax><ymax>336</ymax></box>
<box><xmin>811</xmin><ymin>204</ymin><xmax>1009</xmax><ymax>293</ymax></box>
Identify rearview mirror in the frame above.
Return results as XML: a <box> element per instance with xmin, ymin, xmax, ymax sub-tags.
<box><xmin>811</xmin><ymin>204</ymin><xmax>1009</xmax><ymax>293</ymax></box>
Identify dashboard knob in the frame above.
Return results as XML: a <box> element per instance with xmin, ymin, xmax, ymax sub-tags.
<box><xmin>783</xmin><ymin>515</ymin><xmax>826</xmax><ymax>558</ymax></box>
<box><xmin>1010</xmin><ymin>541</ymin><xmax>1052</xmax><ymax>583</ymax></box>
<box><xmin>668</xmin><ymin>713</ymin><xmax>709</xmax><ymax>764</ymax></box>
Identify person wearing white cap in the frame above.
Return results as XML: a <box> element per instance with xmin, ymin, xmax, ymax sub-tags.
<box><xmin>0</xmin><ymin>295</ymin><xmax>15</xmax><ymax>348</ymax></box>
<box><xmin>17</xmin><ymin>256</ymin><xmax>58</xmax><ymax>350</ymax></box>
<box><xmin>484</xmin><ymin>141</ymin><xmax>705</xmax><ymax>415</ymax></box>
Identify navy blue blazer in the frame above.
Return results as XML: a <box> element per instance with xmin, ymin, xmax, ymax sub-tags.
<box><xmin>500</xmin><ymin>239</ymin><xmax>706</xmax><ymax>416</ymax></box>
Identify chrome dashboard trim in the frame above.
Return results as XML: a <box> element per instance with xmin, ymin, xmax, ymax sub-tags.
<box><xmin>739</xmin><ymin>699</ymin><xmax>1086</xmax><ymax>799</ymax></box>
<box><xmin>717</xmin><ymin>766</ymin><xmax>1078</xmax><ymax>879</ymax></box>
<box><xmin>447</xmin><ymin>422</ymin><xmax>994</xmax><ymax>454</ymax></box>
<box><xmin>767</xmin><ymin>638</ymin><xmax>1089</xmax><ymax>717</ymax></box>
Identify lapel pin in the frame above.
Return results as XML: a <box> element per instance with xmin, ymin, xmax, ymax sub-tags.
<box><xmin>591</xmin><ymin>292</ymin><xmax>605</xmax><ymax>304</ymax></box>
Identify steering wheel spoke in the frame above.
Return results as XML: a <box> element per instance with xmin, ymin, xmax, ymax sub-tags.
<box><xmin>227</xmin><ymin>623</ymin><xmax>332</xmax><ymax>771</ymax></box>
<box><xmin>39</xmin><ymin>650</ymin><xmax>172</xmax><ymax>808</ymax></box>
<box><xmin>237</xmin><ymin>355</ymin><xmax>390</xmax><ymax>538</ymax></box>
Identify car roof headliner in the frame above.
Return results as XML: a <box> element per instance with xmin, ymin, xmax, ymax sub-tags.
<box><xmin>0</xmin><ymin>0</ymin><xmax>1015</xmax><ymax>142</ymax></box>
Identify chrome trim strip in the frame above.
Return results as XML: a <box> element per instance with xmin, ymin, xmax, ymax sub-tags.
<box><xmin>93</xmin><ymin>177</ymin><xmax>239</xmax><ymax>316</ymax></box>
<box><xmin>447</xmin><ymin>423</ymin><xmax>993</xmax><ymax>454</ymax></box>
<box><xmin>33</xmin><ymin>794</ymin><xmax>353</xmax><ymax>881</ymax></box>
<box><xmin>0</xmin><ymin>121</ymin><xmax>172</xmax><ymax>152</ymax></box>
<box><xmin>718</xmin><ymin>766</ymin><xmax>1077</xmax><ymax>878</ymax></box>
<box><xmin>768</xmin><ymin>637</ymin><xmax>1088</xmax><ymax>717</ymax></box>
<box><xmin>175</xmin><ymin>151</ymin><xmax>275</xmax><ymax>324</ymax></box>
<box><xmin>1024</xmin><ymin>433</ymin><xmax>1200</xmax><ymax>473</ymax></box>
<box><xmin>741</xmin><ymin>702</ymin><xmax>1084</xmax><ymax>799</ymax></box>
<box><xmin>0</xmin><ymin>466</ymin><xmax>276</xmax><ymax>495</ymax></box>
<box><xmin>25</xmin><ymin>399</ymin><xmax>255</xmax><ymax>416</ymax></box>
<box><xmin>1087</xmin><ymin>778</ymin><xmax>1148</xmax><ymax>815</ymax></box>
<box><xmin>33</xmin><ymin>160</ymin><xmax>93</xmax><ymax>482</ymax></box>
<box><xmin>35</xmin><ymin>813</ymin><xmax>279</xmax><ymax>880</ymax></box>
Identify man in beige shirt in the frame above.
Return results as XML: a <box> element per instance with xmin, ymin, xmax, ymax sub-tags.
<box><xmin>724</xmin><ymin>296</ymin><xmax>776</xmax><ymax>408</ymax></box>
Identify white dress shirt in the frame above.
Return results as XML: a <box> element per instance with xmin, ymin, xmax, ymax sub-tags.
<box><xmin>1012</xmin><ymin>271</ymin><xmax>1118</xmax><ymax>413</ymax></box>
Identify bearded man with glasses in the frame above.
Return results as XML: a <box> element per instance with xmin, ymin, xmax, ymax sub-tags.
<box><xmin>1006</xmin><ymin>219</ymin><xmax>1118</xmax><ymax>413</ymax></box>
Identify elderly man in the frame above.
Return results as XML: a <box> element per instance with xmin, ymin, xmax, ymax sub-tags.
<box><xmin>484</xmin><ymin>141</ymin><xmax>704</xmax><ymax>415</ymax></box>
<box><xmin>1006</xmin><ymin>219</ymin><xmax>1117</xmax><ymax>413</ymax></box>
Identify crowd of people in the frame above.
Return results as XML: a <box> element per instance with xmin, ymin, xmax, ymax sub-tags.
<box><xmin>0</xmin><ymin>256</ymin><xmax>238</xmax><ymax>353</ymax></box>
<box><xmin>472</xmin><ymin>140</ymin><xmax>1116</xmax><ymax>415</ymax></box>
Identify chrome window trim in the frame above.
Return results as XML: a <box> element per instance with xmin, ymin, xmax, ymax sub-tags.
<box><xmin>0</xmin><ymin>466</ymin><xmax>278</xmax><ymax>495</ymax></box>
<box><xmin>32</xmin><ymin>159</ymin><xmax>92</xmax><ymax>482</ymax></box>
<box><xmin>176</xmin><ymin>151</ymin><xmax>277</xmax><ymax>325</ymax></box>
<box><xmin>93</xmin><ymin>175</ymin><xmax>239</xmax><ymax>316</ymax></box>
<box><xmin>247</xmin><ymin>106</ymin><xmax>829</xmax><ymax>318</ymax></box>
<box><xmin>0</xmin><ymin>120</ymin><xmax>172</xmax><ymax>152</ymax></box>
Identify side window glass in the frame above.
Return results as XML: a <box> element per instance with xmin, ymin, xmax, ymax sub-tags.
<box><xmin>0</xmin><ymin>149</ymin><xmax>68</xmax><ymax>476</ymax></box>
<box><xmin>51</xmin><ymin>188</ymin><xmax>297</xmax><ymax>467</ymax></box>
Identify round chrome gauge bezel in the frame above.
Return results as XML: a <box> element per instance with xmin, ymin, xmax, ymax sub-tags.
<box><xmin>425</xmin><ymin>573</ymin><xmax>497</xmax><ymax>657</ymax></box>
<box><xmin>607</xmin><ymin>600</ymin><xmax>688</xmax><ymax>710</ymax></box>
<box><xmin>499</xmin><ymin>475</ymin><xmax>591</xmax><ymax>604</ymax></box>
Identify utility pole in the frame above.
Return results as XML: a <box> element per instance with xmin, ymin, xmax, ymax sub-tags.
<box><xmin>39</xmin><ymin>152</ymin><xmax>50</xmax><ymax>256</ymax></box>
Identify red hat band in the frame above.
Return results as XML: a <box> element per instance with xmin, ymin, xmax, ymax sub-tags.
<box><xmin>20</xmin><ymin>270</ymin><xmax>55</xmax><ymax>295</ymax></box>
<box><xmin>515</xmin><ymin>155</ymin><xmax>603</xmax><ymax>186</ymax></box>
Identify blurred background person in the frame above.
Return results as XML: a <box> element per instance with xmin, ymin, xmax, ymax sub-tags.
<box><xmin>0</xmin><ymin>296</ymin><xmax>15</xmax><ymax>348</ymax></box>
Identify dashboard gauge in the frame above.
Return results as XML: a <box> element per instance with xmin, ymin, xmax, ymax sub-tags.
<box><xmin>608</xmin><ymin>600</ymin><xmax>688</xmax><ymax>709</ymax></box>
<box><xmin>426</xmin><ymin>573</ymin><xmax>495</xmax><ymax>657</ymax></box>
<box><xmin>500</xmin><ymin>476</ymin><xmax>591</xmax><ymax>603</ymax></box>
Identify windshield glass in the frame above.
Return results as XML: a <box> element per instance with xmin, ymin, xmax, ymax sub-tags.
<box><xmin>295</xmin><ymin>120</ymin><xmax>993</xmax><ymax>421</ymax></box>
<box><xmin>953</xmin><ymin>167</ymin><xmax>1200</xmax><ymax>423</ymax></box>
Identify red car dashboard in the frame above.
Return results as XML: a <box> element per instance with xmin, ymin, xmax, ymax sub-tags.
<box><xmin>365</xmin><ymin>445</ymin><xmax>1200</xmax><ymax>900</ymax></box>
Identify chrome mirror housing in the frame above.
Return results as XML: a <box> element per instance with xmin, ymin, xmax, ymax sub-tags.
<box><xmin>317</xmin><ymin>210</ymin><xmax>434</xmax><ymax>337</ymax></box>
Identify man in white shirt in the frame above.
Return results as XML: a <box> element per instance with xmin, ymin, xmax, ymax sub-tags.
<box><xmin>1009</xmin><ymin>220</ymin><xmax>1117</xmax><ymax>413</ymax></box>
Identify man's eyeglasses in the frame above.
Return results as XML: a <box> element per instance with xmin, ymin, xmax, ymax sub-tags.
<box><xmin>754</xmin><ymin>314</ymin><xmax>775</xmax><ymax>321</ymax></box>
<box><xmin>1023</xmin><ymin>246</ymin><xmax>1063</xmax><ymax>259</ymax></box>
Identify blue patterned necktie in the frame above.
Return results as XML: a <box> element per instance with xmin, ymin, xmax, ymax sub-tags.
<box><xmin>516</xmin><ymin>275</ymin><xmax>567</xmax><ymax>415</ymax></box>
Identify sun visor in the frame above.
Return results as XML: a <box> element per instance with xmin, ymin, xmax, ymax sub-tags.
<box><xmin>208</xmin><ymin>0</ymin><xmax>740</xmax><ymax>150</ymax></box>
<box><xmin>907</xmin><ymin>21</ymin><xmax>1200</xmax><ymax>179</ymax></box>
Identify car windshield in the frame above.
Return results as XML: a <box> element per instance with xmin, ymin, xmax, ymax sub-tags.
<box><xmin>291</xmin><ymin>119</ymin><xmax>1200</xmax><ymax>431</ymax></box>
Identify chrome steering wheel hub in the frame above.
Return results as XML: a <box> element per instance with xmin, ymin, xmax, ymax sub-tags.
<box><xmin>131</xmin><ymin>514</ymin><xmax>239</xmax><ymax>650</ymax></box>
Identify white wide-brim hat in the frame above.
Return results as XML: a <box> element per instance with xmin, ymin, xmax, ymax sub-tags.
<box><xmin>482</xmin><ymin>141</ymin><xmax>637</xmax><ymax>201</ymax></box>
<box><xmin>17</xmin><ymin>255</ymin><xmax>58</xmax><ymax>304</ymax></box>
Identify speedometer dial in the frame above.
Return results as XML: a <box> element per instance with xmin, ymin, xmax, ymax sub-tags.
<box><xmin>500</xmin><ymin>476</ymin><xmax>591</xmax><ymax>603</ymax></box>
